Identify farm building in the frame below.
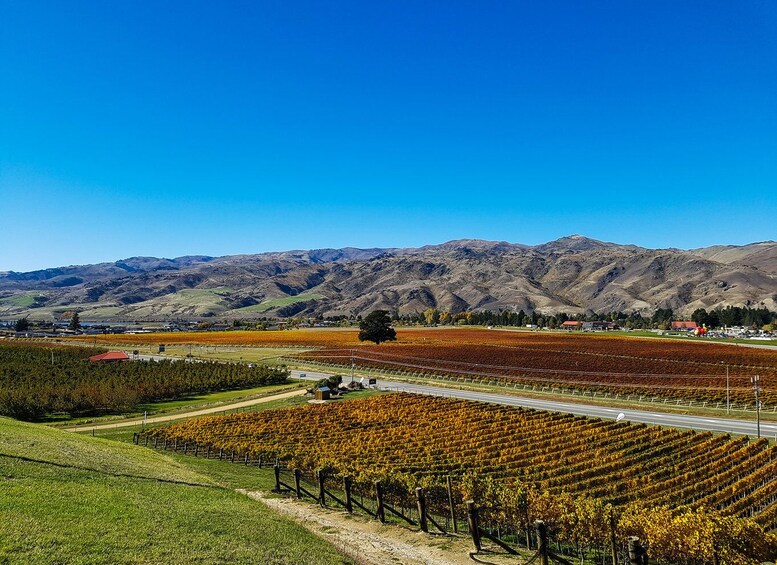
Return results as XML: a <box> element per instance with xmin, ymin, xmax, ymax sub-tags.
<box><xmin>88</xmin><ymin>351</ymin><xmax>130</xmax><ymax>362</ymax></box>
<box><xmin>315</xmin><ymin>386</ymin><xmax>331</xmax><ymax>401</ymax></box>
<box><xmin>561</xmin><ymin>321</ymin><xmax>582</xmax><ymax>330</ymax></box>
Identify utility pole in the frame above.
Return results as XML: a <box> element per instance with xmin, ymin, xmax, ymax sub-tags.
<box><xmin>751</xmin><ymin>375</ymin><xmax>761</xmax><ymax>438</ymax></box>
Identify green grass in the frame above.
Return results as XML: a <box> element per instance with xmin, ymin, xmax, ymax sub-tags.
<box><xmin>0</xmin><ymin>417</ymin><xmax>210</xmax><ymax>484</ymax></box>
<box><xmin>85</xmin><ymin>389</ymin><xmax>386</xmax><ymax>444</ymax></box>
<box><xmin>0</xmin><ymin>293</ymin><xmax>41</xmax><ymax>309</ymax></box>
<box><xmin>236</xmin><ymin>292</ymin><xmax>325</xmax><ymax>313</ymax></box>
<box><xmin>83</xmin><ymin>389</ymin><xmax>389</xmax><ymax>494</ymax></box>
<box><xmin>160</xmin><ymin>345</ymin><xmax>310</xmax><ymax>364</ymax></box>
<box><xmin>0</xmin><ymin>417</ymin><xmax>350</xmax><ymax>564</ymax></box>
<box><xmin>134</xmin><ymin>381</ymin><xmax>304</xmax><ymax>412</ymax></box>
<box><xmin>49</xmin><ymin>381</ymin><xmax>307</xmax><ymax>427</ymax></box>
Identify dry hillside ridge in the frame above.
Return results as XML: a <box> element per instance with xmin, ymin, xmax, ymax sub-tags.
<box><xmin>1</xmin><ymin>236</ymin><xmax>775</xmax><ymax>321</ymax></box>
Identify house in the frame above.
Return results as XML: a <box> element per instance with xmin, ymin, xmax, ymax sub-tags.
<box><xmin>561</xmin><ymin>321</ymin><xmax>582</xmax><ymax>330</ymax></box>
<box><xmin>671</xmin><ymin>321</ymin><xmax>698</xmax><ymax>331</ymax></box>
<box><xmin>88</xmin><ymin>351</ymin><xmax>130</xmax><ymax>362</ymax></box>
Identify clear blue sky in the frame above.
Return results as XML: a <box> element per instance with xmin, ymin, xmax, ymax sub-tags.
<box><xmin>1</xmin><ymin>1</ymin><xmax>775</xmax><ymax>272</ymax></box>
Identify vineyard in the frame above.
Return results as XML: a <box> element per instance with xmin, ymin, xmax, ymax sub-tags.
<box><xmin>148</xmin><ymin>393</ymin><xmax>777</xmax><ymax>563</ymax></box>
<box><xmin>79</xmin><ymin>328</ymin><xmax>777</xmax><ymax>406</ymax></box>
<box><xmin>0</xmin><ymin>342</ymin><xmax>289</xmax><ymax>420</ymax></box>
<box><xmin>297</xmin><ymin>344</ymin><xmax>777</xmax><ymax>407</ymax></box>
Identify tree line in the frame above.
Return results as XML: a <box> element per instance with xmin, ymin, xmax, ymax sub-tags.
<box><xmin>383</xmin><ymin>305</ymin><xmax>777</xmax><ymax>331</ymax></box>
<box><xmin>10</xmin><ymin>304</ymin><xmax>775</xmax><ymax>334</ymax></box>
<box><xmin>263</xmin><ymin>305</ymin><xmax>776</xmax><ymax>331</ymax></box>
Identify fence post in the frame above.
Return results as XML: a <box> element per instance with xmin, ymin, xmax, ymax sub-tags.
<box><xmin>144</xmin><ymin>434</ymin><xmax>149</xmax><ymax>447</ymax></box>
<box><xmin>230</xmin><ymin>450</ymin><xmax>235</xmax><ymax>463</ymax></box>
<box><xmin>466</xmin><ymin>501</ymin><xmax>481</xmax><ymax>553</ymax></box>
<box><xmin>344</xmin><ymin>476</ymin><xmax>353</xmax><ymax>513</ymax></box>
<box><xmin>535</xmin><ymin>520</ymin><xmax>549</xmax><ymax>565</ymax></box>
<box><xmin>628</xmin><ymin>537</ymin><xmax>648</xmax><ymax>565</ymax></box>
<box><xmin>205</xmin><ymin>445</ymin><xmax>210</xmax><ymax>459</ymax></box>
<box><xmin>173</xmin><ymin>439</ymin><xmax>177</xmax><ymax>451</ymax></box>
<box><xmin>415</xmin><ymin>488</ymin><xmax>428</xmax><ymax>533</ymax></box>
<box><xmin>375</xmin><ymin>482</ymin><xmax>386</xmax><ymax>523</ymax></box>
<box><xmin>274</xmin><ymin>464</ymin><xmax>281</xmax><ymax>492</ymax></box>
<box><xmin>244</xmin><ymin>453</ymin><xmax>249</xmax><ymax>465</ymax></box>
<box><xmin>318</xmin><ymin>470</ymin><xmax>326</xmax><ymax>507</ymax></box>
<box><xmin>133</xmin><ymin>432</ymin><xmax>138</xmax><ymax>445</ymax></box>
<box><xmin>218</xmin><ymin>448</ymin><xmax>223</xmax><ymax>460</ymax></box>
<box><xmin>294</xmin><ymin>468</ymin><xmax>302</xmax><ymax>499</ymax></box>
<box><xmin>154</xmin><ymin>436</ymin><xmax>158</xmax><ymax>449</ymax></box>
<box><xmin>194</xmin><ymin>444</ymin><xmax>199</xmax><ymax>457</ymax></box>
<box><xmin>446</xmin><ymin>475</ymin><xmax>458</xmax><ymax>533</ymax></box>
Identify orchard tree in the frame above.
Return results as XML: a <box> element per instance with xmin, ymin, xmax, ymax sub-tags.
<box><xmin>423</xmin><ymin>308</ymin><xmax>440</xmax><ymax>326</ymax></box>
<box><xmin>68</xmin><ymin>312</ymin><xmax>81</xmax><ymax>331</ymax></box>
<box><xmin>358</xmin><ymin>310</ymin><xmax>397</xmax><ymax>344</ymax></box>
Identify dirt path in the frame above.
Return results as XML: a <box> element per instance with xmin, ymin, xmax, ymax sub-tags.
<box><xmin>62</xmin><ymin>389</ymin><xmax>306</xmax><ymax>432</ymax></box>
<box><xmin>243</xmin><ymin>490</ymin><xmax>521</xmax><ymax>565</ymax></box>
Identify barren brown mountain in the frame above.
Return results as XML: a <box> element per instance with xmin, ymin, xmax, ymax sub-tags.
<box><xmin>1</xmin><ymin>236</ymin><xmax>775</xmax><ymax>321</ymax></box>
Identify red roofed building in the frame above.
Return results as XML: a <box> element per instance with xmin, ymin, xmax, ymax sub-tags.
<box><xmin>561</xmin><ymin>320</ymin><xmax>583</xmax><ymax>330</ymax></box>
<box><xmin>88</xmin><ymin>351</ymin><xmax>130</xmax><ymax>362</ymax></box>
<box><xmin>671</xmin><ymin>321</ymin><xmax>698</xmax><ymax>331</ymax></box>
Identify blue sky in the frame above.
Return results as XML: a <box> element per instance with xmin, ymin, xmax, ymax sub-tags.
<box><xmin>1</xmin><ymin>1</ymin><xmax>775</xmax><ymax>272</ymax></box>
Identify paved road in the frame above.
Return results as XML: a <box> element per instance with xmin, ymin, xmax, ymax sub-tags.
<box><xmin>291</xmin><ymin>370</ymin><xmax>777</xmax><ymax>438</ymax></box>
<box><xmin>63</xmin><ymin>388</ymin><xmax>306</xmax><ymax>433</ymax></box>
<box><xmin>90</xmin><ymin>357</ymin><xmax>776</xmax><ymax>437</ymax></box>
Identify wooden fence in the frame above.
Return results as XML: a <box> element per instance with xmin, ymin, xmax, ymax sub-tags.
<box><xmin>133</xmin><ymin>431</ymin><xmax>651</xmax><ymax>564</ymax></box>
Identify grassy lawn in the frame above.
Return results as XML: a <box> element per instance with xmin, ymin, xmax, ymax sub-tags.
<box><xmin>48</xmin><ymin>380</ymin><xmax>309</xmax><ymax>427</ymax></box>
<box><xmin>80</xmin><ymin>388</ymin><xmax>389</xmax><ymax>496</ymax></box>
<box><xmin>0</xmin><ymin>417</ymin><xmax>350</xmax><ymax>565</ymax></box>
<box><xmin>134</xmin><ymin>381</ymin><xmax>305</xmax><ymax>412</ymax></box>
<box><xmin>82</xmin><ymin>389</ymin><xmax>387</xmax><ymax>442</ymax></box>
<box><xmin>158</xmin><ymin>345</ymin><xmax>310</xmax><ymax>364</ymax></box>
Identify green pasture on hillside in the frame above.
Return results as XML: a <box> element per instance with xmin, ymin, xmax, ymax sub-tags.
<box><xmin>0</xmin><ymin>417</ymin><xmax>350</xmax><ymax>564</ymax></box>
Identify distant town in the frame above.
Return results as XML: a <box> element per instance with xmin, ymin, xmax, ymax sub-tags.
<box><xmin>3</xmin><ymin>304</ymin><xmax>774</xmax><ymax>342</ymax></box>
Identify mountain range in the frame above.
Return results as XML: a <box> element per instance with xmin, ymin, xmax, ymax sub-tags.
<box><xmin>2</xmin><ymin>236</ymin><xmax>776</xmax><ymax>321</ymax></box>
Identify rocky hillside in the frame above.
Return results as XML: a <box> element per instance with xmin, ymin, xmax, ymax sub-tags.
<box><xmin>1</xmin><ymin>236</ymin><xmax>776</xmax><ymax>321</ymax></box>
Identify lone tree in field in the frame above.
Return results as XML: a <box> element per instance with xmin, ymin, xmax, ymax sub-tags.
<box><xmin>358</xmin><ymin>310</ymin><xmax>397</xmax><ymax>344</ymax></box>
<box><xmin>68</xmin><ymin>312</ymin><xmax>81</xmax><ymax>331</ymax></box>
